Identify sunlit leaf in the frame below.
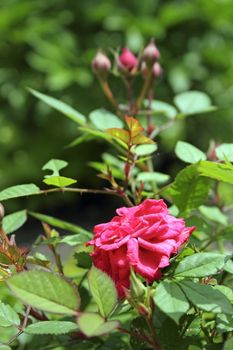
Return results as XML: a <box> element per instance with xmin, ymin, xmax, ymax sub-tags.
<box><xmin>78</xmin><ymin>313</ymin><xmax>118</xmax><ymax>337</ymax></box>
<box><xmin>0</xmin><ymin>184</ymin><xmax>40</xmax><ymax>201</ymax></box>
<box><xmin>29</xmin><ymin>88</ymin><xmax>86</xmax><ymax>125</ymax></box>
<box><xmin>2</xmin><ymin>210</ymin><xmax>27</xmax><ymax>234</ymax></box>
<box><xmin>174</xmin><ymin>91</ymin><xmax>216</xmax><ymax>116</ymax></box>
<box><xmin>106</xmin><ymin>128</ymin><xmax>130</xmax><ymax>143</ymax></box>
<box><xmin>88</xmin><ymin>266</ymin><xmax>117</xmax><ymax>317</ymax></box>
<box><xmin>25</xmin><ymin>321</ymin><xmax>78</xmax><ymax>335</ymax></box>
<box><xmin>0</xmin><ymin>302</ymin><xmax>20</xmax><ymax>327</ymax></box>
<box><xmin>42</xmin><ymin>159</ymin><xmax>68</xmax><ymax>177</ymax></box>
<box><xmin>6</xmin><ymin>271</ymin><xmax>80</xmax><ymax>315</ymax></box>
<box><xmin>89</xmin><ymin>109</ymin><xmax>123</xmax><ymax>130</ymax></box>
<box><xmin>154</xmin><ymin>281</ymin><xmax>189</xmax><ymax>323</ymax></box>
<box><xmin>175</xmin><ymin>141</ymin><xmax>206</xmax><ymax>163</ymax></box>
<box><xmin>43</xmin><ymin>176</ymin><xmax>77</xmax><ymax>188</ymax></box>
<box><xmin>174</xmin><ymin>253</ymin><xmax>229</xmax><ymax>277</ymax></box>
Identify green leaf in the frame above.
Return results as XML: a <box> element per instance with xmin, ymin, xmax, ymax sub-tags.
<box><xmin>0</xmin><ymin>302</ymin><xmax>20</xmax><ymax>327</ymax></box>
<box><xmin>174</xmin><ymin>91</ymin><xmax>216</xmax><ymax>116</ymax></box>
<box><xmin>75</xmin><ymin>251</ymin><xmax>92</xmax><ymax>269</ymax></box>
<box><xmin>168</xmin><ymin>164</ymin><xmax>210</xmax><ymax>217</ymax></box>
<box><xmin>199</xmin><ymin>205</ymin><xmax>228</xmax><ymax>225</ymax></box>
<box><xmin>42</xmin><ymin>159</ymin><xmax>68</xmax><ymax>177</ymax></box>
<box><xmin>154</xmin><ymin>281</ymin><xmax>189</xmax><ymax>323</ymax></box>
<box><xmin>88</xmin><ymin>266</ymin><xmax>117</xmax><ymax>317</ymax></box>
<box><xmin>214</xmin><ymin>285</ymin><xmax>233</xmax><ymax>301</ymax></box>
<box><xmin>224</xmin><ymin>260</ymin><xmax>233</xmax><ymax>274</ymax></box>
<box><xmin>175</xmin><ymin>141</ymin><xmax>206</xmax><ymax>163</ymax></box>
<box><xmin>179</xmin><ymin>280</ymin><xmax>233</xmax><ymax>314</ymax></box>
<box><xmin>224</xmin><ymin>338</ymin><xmax>233</xmax><ymax>350</ymax></box>
<box><xmin>0</xmin><ymin>184</ymin><xmax>40</xmax><ymax>201</ymax></box>
<box><xmin>29</xmin><ymin>88</ymin><xmax>86</xmax><ymax>125</ymax></box>
<box><xmin>78</xmin><ymin>313</ymin><xmax>118</xmax><ymax>337</ymax></box>
<box><xmin>6</xmin><ymin>271</ymin><xmax>80</xmax><ymax>315</ymax></box>
<box><xmin>43</xmin><ymin>176</ymin><xmax>77</xmax><ymax>188</ymax></box>
<box><xmin>60</xmin><ymin>233</ymin><xmax>91</xmax><ymax>245</ymax></box>
<box><xmin>2</xmin><ymin>210</ymin><xmax>27</xmax><ymax>234</ymax></box>
<box><xmin>25</xmin><ymin>321</ymin><xmax>78</xmax><ymax>335</ymax></box>
<box><xmin>136</xmin><ymin>171</ymin><xmax>170</xmax><ymax>185</ymax></box>
<box><xmin>174</xmin><ymin>253</ymin><xmax>229</xmax><ymax>277</ymax></box>
<box><xmin>197</xmin><ymin>161</ymin><xmax>233</xmax><ymax>184</ymax></box>
<box><xmin>150</xmin><ymin>100</ymin><xmax>177</xmax><ymax>119</ymax></box>
<box><xmin>216</xmin><ymin>144</ymin><xmax>233</xmax><ymax>162</ymax></box>
<box><xmin>0</xmin><ymin>346</ymin><xmax>12</xmax><ymax>350</ymax></box>
<box><xmin>28</xmin><ymin>211</ymin><xmax>91</xmax><ymax>237</ymax></box>
<box><xmin>217</xmin><ymin>314</ymin><xmax>233</xmax><ymax>332</ymax></box>
<box><xmin>133</xmin><ymin>144</ymin><xmax>157</xmax><ymax>156</ymax></box>
<box><xmin>89</xmin><ymin>109</ymin><xmax>123</xmax><ymax>130</ymax></box>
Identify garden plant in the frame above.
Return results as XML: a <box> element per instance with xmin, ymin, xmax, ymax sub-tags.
<box><xmin>0</xmin><ymin>40</ymin><xmax>233</xmax><ymax>350</ymax></box>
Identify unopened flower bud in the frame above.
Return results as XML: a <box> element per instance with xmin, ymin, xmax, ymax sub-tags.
<box><xmin>92</xmin><ymin>51</ymin><xmax>111</xmax><ymax>78</ymax></box>
<box><xmin>130</xmin><ymin>269</ymin><xmax>146</xmax><ymax>301</ymax></box>
<box><xmin>152</xmin><ymin>62</ymin><xmax>162</xmax><ymax>78</ymax></box>
<box><xmin>0</xmin><ymin>203</ymin><xmax>5</xmax><ymax>221</ymax></box>
<box><xmin>118</xmin><ymin>48</ymin><xmax>138</xmax><ymax>72</ymax></box>
<box><xmin>143</xmin><ymin>39</ymin><xmax>160</xmax><ymax>65</ymax></box>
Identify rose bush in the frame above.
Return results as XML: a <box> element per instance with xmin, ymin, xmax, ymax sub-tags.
<box><xmin>88</xmin><ymin>199</ymin><xmax>195</xmax><ymax>297</ymax></box>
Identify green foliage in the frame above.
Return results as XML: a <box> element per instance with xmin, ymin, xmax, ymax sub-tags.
<box><xmin>197</xmin><ymin>161</ymin><xmax>233</xmax><ymax>184</ymax></box>
<box><xmin>179</xmin><ymin>281</ymin><xmax>233</xmax><ymax>314</ymax></box>
<box><xmin>154</xmin><ymin>281</ymin><xmax>189</xmax><ymax>324</ymax></box>
<box><xmin>0</xmin><ymin>184</ymin><xmax>40</xmax><ymax>201</ymax></box>
<box><xmin>25</xmin><ymin>321</ymin><xmax>78</xmax><ymax>335</ymax></box>
<box><xmin>88</xmin><ymin>266</ymin><xmax>117</xmax><ymax>318</ymax></box>
<box><xmin>29</xmin><ymin>89</ymin><xmax>86</xmax><ymax>125</ymax></box>
<box><xmin>174</xmin><ymin>91</ymin><xmax>216</xmax><ymax>116</ymax></box>
<box><xmin>174</xmin><ymin>253</ymin><xmax>229</xmax><ymax>278</ymax></box>
<box><xmin>2</xmin><ymin>210</ymin><xmax>27</xmax><ymax>234</ymax></box>
<box><xmin>89</xmin><ymin>109</ymin><xmax>123</xmax><ymax>130</ymax></box>
<box><xmin>6</xmin><ymin>271</ymin><xmax>80</xmax><ymax>315</ymax></box>
<box><xmin>167</xmin><ymin>164</ymin><xmax>210</xmax><ymax>216</ymax></box>
<box><xmin>0</xmin><ymin>302</ymin><xmax>20</xmax><ymax>328</ymax></box>
<box><xmin>77</xmin><ymin>313</ymin><xmax>119</xmax><ymax>337</ymax></box>
<box><xmin>175</xmin><ymin>141</ymin><xmax>206</xmax><ymax>164</ymax></box>
<box><xmin>216</xmin><ymin>144</ymin><xmax>233</xmax><ymax>162</ymax></box>
<box><xmin>1</xmin><ymin>4</ymin><xmax>233</xmax><ymax>348</ymax></box>
<box><xmin>28</xmin><ymin>211</ymin><xmax>92</xmax><ymax>237</ymax></box>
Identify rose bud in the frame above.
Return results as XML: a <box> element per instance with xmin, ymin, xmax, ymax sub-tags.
<box><xmin>92</xmin><ymin>50</ymin><xmax>111</xmax><ymax>79</ymax></box>
<box><xmin>0</xmin><ymin>202</ymin><xmax>5</xmax><ymax>221</ymax></box>
<box><xmin>118</xmin><ymin>48</ymin><xmax>138</xmax><ymax>73</ymax></box>
<box><xmin>143</xmin><ymin>39</ymin><xmax>160</xmax><ymax>65</ymax></box>
<box><xmin>153</xmin><ymin>62</ymin><xmax>162</xmax><ymax>78</ymax></box>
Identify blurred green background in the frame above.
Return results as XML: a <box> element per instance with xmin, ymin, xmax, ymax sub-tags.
<box><xmin>1</xmin><ymin>0</ymin><xmax>233</xmax><ymax>219</ymax></box>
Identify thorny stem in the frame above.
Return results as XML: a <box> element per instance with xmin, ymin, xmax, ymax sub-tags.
<box><xmin>7</xmin><ymin>306</ymin><xmax>31</xmax><ymax>346</ymax></box>
<box><xmin>38</xmin><ymin>186</ymin><xmax>133</xmax><ymax>207</ymax></box>
<box><xmin>144</xmin><ymin>315</ymin><xmax>161</xmax><ymax>350</ymax></box>
<box><xmin>118</xmin><ymin>326</ymin><xmax>155</xmax><ymax>348</ymax></box>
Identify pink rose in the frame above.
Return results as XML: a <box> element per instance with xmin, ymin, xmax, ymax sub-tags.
<box><xmin>87</xmin><ymin>199</ymin><xmax>195</xmax><ymax>298</ymax></box>
<box><xmin>118</xmin><ymin>48</ymin><xmax>138</xmax><ymax>72</ymax></box>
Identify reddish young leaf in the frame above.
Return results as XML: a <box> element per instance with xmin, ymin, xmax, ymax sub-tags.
<box><xmin>132</xmin><ymin>134</ymin><xmax>155</xmax><ymax>145</ymax></box>
<box><xmin>106</xmin><ymin>128</ymin><xmax>130</xmax><ymax>144</ymax></box>
<box><xmin>125</xmin><ymin>116</ymin><xmax>144</xmax><ymax>137</ymax></box>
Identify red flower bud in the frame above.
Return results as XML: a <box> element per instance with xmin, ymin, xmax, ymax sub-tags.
<box><xmin>143</xmin><ymin>40</ymin><xmax>160</xmax><ymax>65</ymax></box>
<box><xmin>92</xmin><ymin>51</ymin><xmax>111</xmax><ymax>78</ymax></box>
<box><xmin>118</xmin><ymin>48</ymin><xmax>138</xmax><ymax>72</ymax></box>
<box><xmin>152</xmin><ymin>62</ymin><xmax>162</xmax><ymax>78</ymax></box>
